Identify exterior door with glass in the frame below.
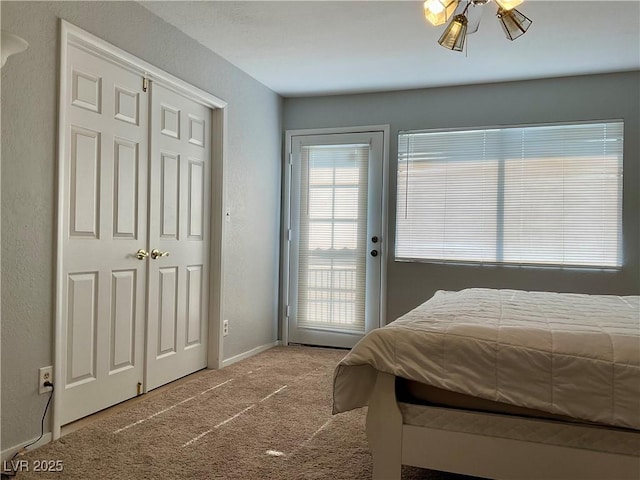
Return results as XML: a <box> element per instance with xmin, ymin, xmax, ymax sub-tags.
<box><xmin>287</xmin><ymin>132</ymin><xmax>384</xmax><ymax>348</ymax></box>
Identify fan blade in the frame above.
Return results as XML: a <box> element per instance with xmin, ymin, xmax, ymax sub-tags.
<box><xmin>452</xmin><ymin>0</ymin><xmax>468</xmax><ymax>15</ymax></box>
<box><xmin>465</xmin><ymin>3</ymin><xmax>484</xmax><ymax>35</ymax></box>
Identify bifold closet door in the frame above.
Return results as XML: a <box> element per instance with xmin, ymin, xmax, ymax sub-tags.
<box><xmin>60</xmin><ymin>44</ymin><xmax>149</xmax><ymax>425</ymax></box>
<box><xmin>60</xmin><ymin>45</ymin><xmax>213</xmax><ymax>425</ymax></box>
<box><xmin>145</xmin><ymin>82</ymin><xmax>211</xmax><ymax>391</ymax></box>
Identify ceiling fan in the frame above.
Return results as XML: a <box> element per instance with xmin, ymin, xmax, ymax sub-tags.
<box><xmin>424</xmin><ymin>0</ymin><xmax>532</xmax><ymax>52</ymax></box>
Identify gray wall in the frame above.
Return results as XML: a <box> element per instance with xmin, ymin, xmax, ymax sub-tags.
<box><xmin>1</xmin><ymin>1</ymin><xmax>282</xmax><ymax>450</ymax></box>
<box><xmin>284</xmin><ymin>72</ymin><xmax>640</xmax><ymax>322</ymax></box>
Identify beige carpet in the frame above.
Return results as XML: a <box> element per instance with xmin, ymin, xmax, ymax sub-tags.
<box><xmin>13</xmin><ymin>346</ymin><xmax>478</xmax><ymax>480</ymax></box>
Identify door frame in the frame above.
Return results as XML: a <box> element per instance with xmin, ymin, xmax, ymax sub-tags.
<box><xmin>281</xmin><ymin>125</ymin><xmax>390</xmax><ymax>346</ymax></box>
<box><xmin>54</xmin><ymin>20</ymin><xmax>227</xmax><ymax>439</ymax></box>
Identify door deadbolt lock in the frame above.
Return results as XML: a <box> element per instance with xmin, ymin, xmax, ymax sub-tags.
<box><xmin>371</xmin><ymin>236</ymin><xmax>379</xmax><ymax>243</ymax></box>
<box><xmin>136</xmin><ymin>249</ymin><xmax>149</xmax><ymax>260</ymax></box>
<box><xmin>151</xmin><ymin>249</ymin><xmax>170</xmax><ymax>260</ymax></box>
<box><xmin>370</xmin><ymin>249</ymin><xmax>378</xmax><ymax>257</ymax></box>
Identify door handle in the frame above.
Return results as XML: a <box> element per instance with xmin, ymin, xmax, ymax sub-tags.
<box><xmin>136</xmin><ymin>249</ymin><xmax>149</xmax><ymax>260</ymax></box>
<box><xmin>151</xmin><ymin>249</ymin><xmax>170</xmax><ymax>260</ymax></box>
<box><xmin>370</xmin><ymin>249</ymin><xmax>378</xmax><ymax>257</ymax></box>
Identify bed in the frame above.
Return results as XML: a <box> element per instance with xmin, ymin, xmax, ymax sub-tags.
<box><xmin>332</xmin><ymin>289</ymin><xmax>640</xmax><ymax>479</ymax></box>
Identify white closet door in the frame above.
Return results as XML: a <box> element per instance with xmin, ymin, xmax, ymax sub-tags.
<box><xmin>145</xmin><ymin>82</ymin><xmax>211</xmax><ymax>391</ymax></box>
<box><xmin>60</xmin><ymin>44</ymin><xmax>148</xmax><ymax>425</ymax></box>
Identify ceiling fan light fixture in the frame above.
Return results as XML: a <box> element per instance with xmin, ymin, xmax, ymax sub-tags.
<box><xmin>424</xmin><ymin>0</ymin><xmax>459</xmax><ymax>26</ymax></box>
<box><xmin>497</xmin><ymin>7</ymin><xmax>532</xmax><ymax>41</ymax></box>
<box><xmin>438</xmin><ymin>14</ymin><xmax>468</xmax><ymax>52</ymax></box>
<box><xmin>494</xmin><ymin>0</ymin><xmax>524</xmax><ymax>11</ymax></box>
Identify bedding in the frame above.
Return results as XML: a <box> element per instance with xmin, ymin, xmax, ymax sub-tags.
<box><xmin>333</xmin><ymin>288</ymin><xmax>640</xmax><ymax>430</ymax></box>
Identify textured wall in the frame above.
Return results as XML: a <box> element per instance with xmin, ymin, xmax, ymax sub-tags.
<box><xmin>1</xmin><ymin>1</ymin><xmax>282</xmax><ymax>450</ymax></box>
<box><xmin>284</xmin><ymin>72</ymin><xmax>640</xmax><ymax>322</ymax></box>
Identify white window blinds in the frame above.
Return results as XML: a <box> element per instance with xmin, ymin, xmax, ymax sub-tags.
<box><xmin>298</xmin><ymin>144</ymin><xmax>369</xmax><ymax>332</ymax></box>
<box><xmin>396</xmin><ymin>121</ymin><xmax>623</xmax><ymax>268</ymax></box>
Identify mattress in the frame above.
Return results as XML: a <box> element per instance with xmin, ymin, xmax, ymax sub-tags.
<box><xmin>399</xmin><ymin>403</ymin><xmax>640</xmax><ymax>457</ymax></box>
<box><xmin>397</xmin><ymin>379</ymin><xmax>595</xmax><ymax>425</ymax></box>
<box><xmin>333</xmin><ymin>289</ymin><xmax>640</xmax><ymax>430</ymax></box>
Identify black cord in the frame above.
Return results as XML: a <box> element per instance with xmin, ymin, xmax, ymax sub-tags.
<box><xmin>1</xmin><ymin>383</ymin><xmax>55</xmax><ymax>479</ymax></box>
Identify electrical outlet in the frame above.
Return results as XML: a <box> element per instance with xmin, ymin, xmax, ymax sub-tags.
<box><xmin>39</xmin><ymin>366</ymin><xmax>53</xmax><ymax>394</ymax></box>
<box><xmin>223</xmin><ymin>319</ymin><xmax>229</xmax><ymax>337</ymax></box>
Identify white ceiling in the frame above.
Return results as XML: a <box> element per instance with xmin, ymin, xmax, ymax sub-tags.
<box><xmin>141</xmin><ymin>1</ymin><xmax>640</xmax><ymax>97</ymax></box>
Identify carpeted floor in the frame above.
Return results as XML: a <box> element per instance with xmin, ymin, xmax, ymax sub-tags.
<box><xmin>11</xmin><ymin>346</ymin><xmax>478</xmax><ymax>480</ymax></box>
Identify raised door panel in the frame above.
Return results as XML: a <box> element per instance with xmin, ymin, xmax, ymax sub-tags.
<box><xmin>186</xmin><ymin>265</ymin><xmax>203</xmax><ymax>347</ymax></box>
<box><xmin>114</xmin><ymin>87</ymin><xmax>139</xmax><ymax>125</ymax></box>
<box><xmin>110</xmin><ymin>270</ymin><xmax>137</xmax><ymax>373</ymax></box>
<box><xmin>161</xmin><ymin>104</ymin><xmax>180</xmax><ymax>139</ymax></box>
<box><xmin>188</xmin><ymin>115</ymin><xmax>205</xmax><ymax>147</ymax></box>
<box><xmin>66</xmin><ymin>272</ymin><xmax>98</xmax><ymax>386</ymax></box>
<box><xmin>158</xmin><ymin>267</ymin><xmax>178</xmax><ymax>357</ymax></box>
<box><xmin>72</xmin><ymin>70</ymin><xmax>102</xmax><ymax>113</ymax></box>
<box><xmin>113</xmin><ymin>138</ymin><xmax>139</xmax><ymax>239</ymax></box>
<box><xmin>70</xmin><ymin>127</ymin><xmax>101</xmax><ymax>238</ymax></box>
<box><xmin>160</xmin><ymin>152</ymin><xmax>180</xmax><ymax>239</ymax></box>
<box><xmin>188</xmin><ymin>160</ymin><xmax>204</xmax><ymax>239</ymax></box>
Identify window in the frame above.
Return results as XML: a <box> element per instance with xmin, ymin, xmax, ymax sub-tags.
<box><xmin>395</xmin><ymin>121</ymin><xmax>623</xmax><ymax>268</ymax></box>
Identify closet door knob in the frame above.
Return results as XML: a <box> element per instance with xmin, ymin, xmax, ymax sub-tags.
<box><xmin>151</xmin><ymin>249</ymin><xmax>170</xmax><ymax>260</ymax></box>
<box><xmin>135</xmin><ymin>249</ymin><xmax>149</xmax><ymax>260</ymax></box>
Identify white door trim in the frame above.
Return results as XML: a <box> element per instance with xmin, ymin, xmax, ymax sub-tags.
<box><xmin>281</xmin><ymin>125</ymin><xmax>390</xmax><ymax>346</ymax></box>
<box><xmin>54</xmin><ymin>20</ymin><xmax>227</xmax><ymax>439</ymax></box>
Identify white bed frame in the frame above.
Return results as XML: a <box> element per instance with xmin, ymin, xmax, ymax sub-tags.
<box><xmin>366</xmin><ymin>371</ymin><xmax>640</xmax><ymax>480</ymax></box>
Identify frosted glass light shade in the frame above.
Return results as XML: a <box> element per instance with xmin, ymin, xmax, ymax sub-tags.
<box><xmin>495</xmin><ymin>0</ymin><xmax>524</xmax><ymax>11</ymax></box>
<box><xmin>424</xmin><ymin>0</ymin><xmax>459</xmax><ymax>26</ymax></box>
<box><xmin>438</xmin><ymin>14</ymin><xmax>468</xmax><ymax>51</ymax></box>
<box><xmin>1</xmin><ymin>31</ymin><xmax>29</xmax><ymax>67</ymax></box>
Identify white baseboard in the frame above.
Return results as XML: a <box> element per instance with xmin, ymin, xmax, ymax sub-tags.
<box><xmin>1</xmin><ymin>432</ymin><xmax>53</xmax><ymax>462</ymax></box>
<box><xmin>221</xmin><ymin>341</ymin><xmax>280</xmax><ymax>368</ymax></box>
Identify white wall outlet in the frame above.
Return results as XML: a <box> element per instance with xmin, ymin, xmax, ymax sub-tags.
<box><xmin>39</xmin><ymin>366</ymin><xmax>53</xmax><ymax>394</ymax></box>
<box><xmin>223</xmin><ymin>319</ymin><xmax>229</xmax><ymax>337</ymax></box>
